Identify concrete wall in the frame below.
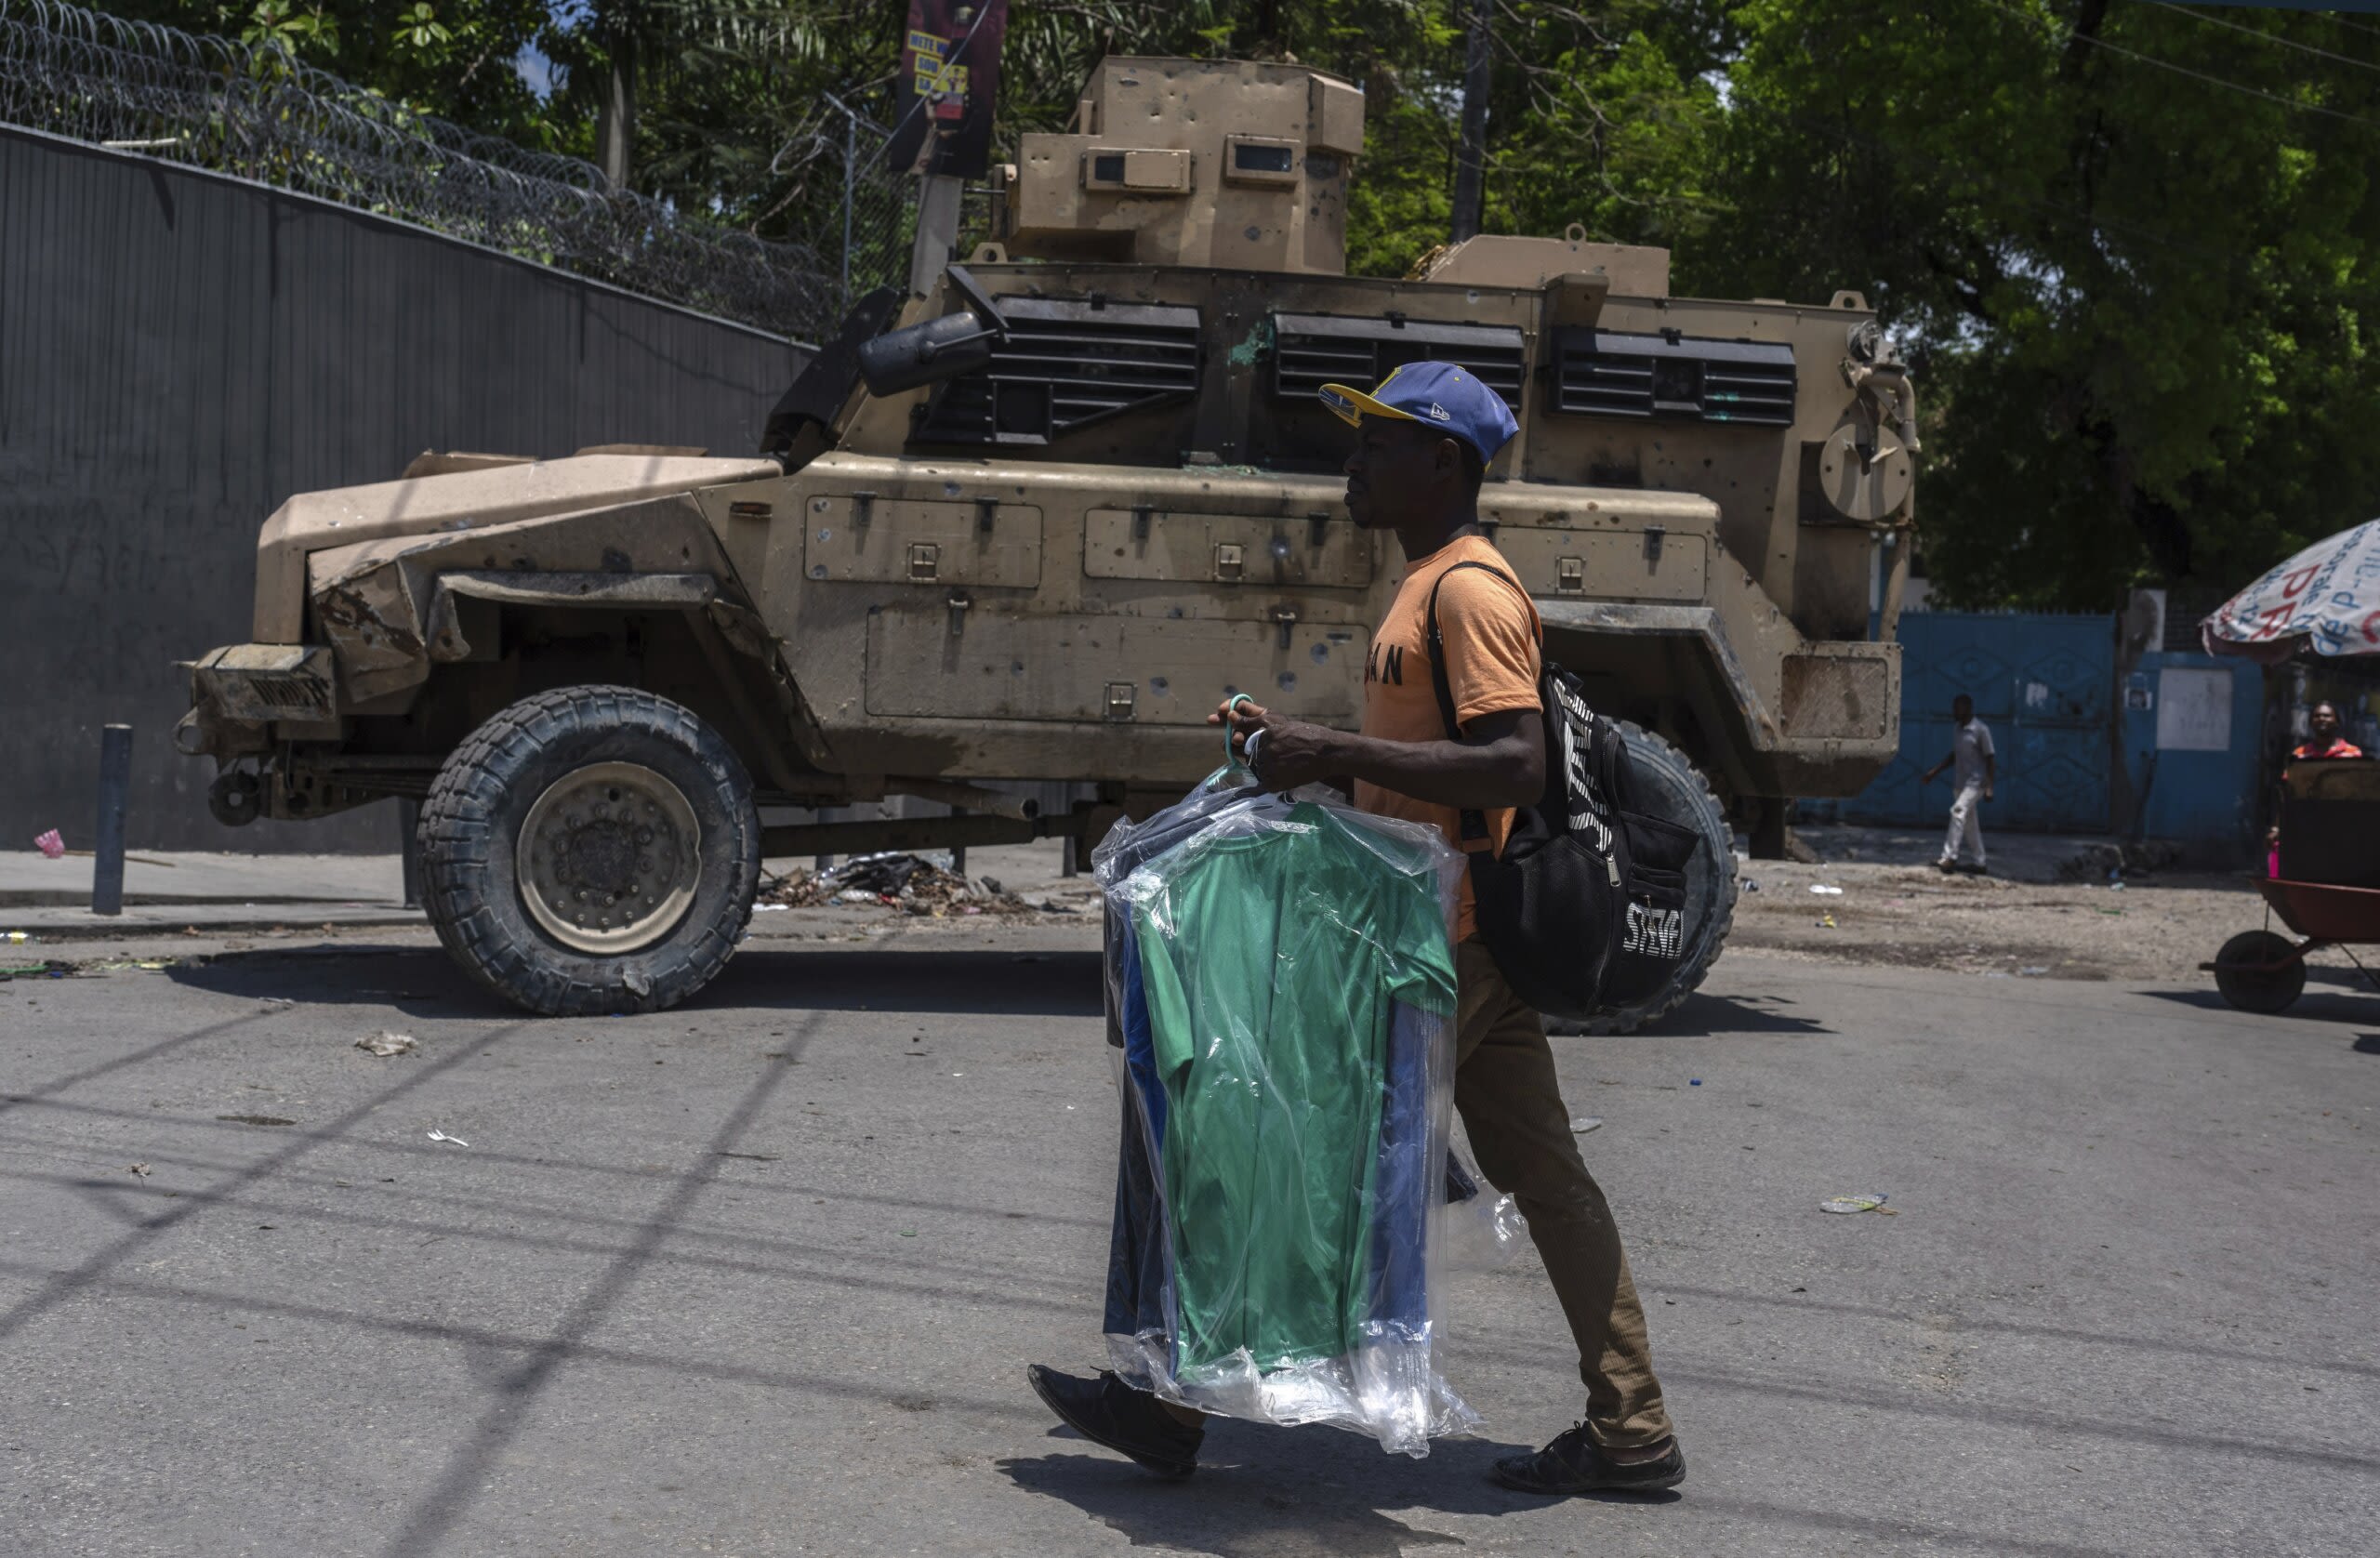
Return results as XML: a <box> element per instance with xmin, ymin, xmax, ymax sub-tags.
<box><xmin>0</xmin><ymin>125</ymin><xmax>810</xmax><ymax>852</ymax></box>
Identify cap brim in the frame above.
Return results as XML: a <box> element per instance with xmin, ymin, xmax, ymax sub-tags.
<box><xmin>1317</xmin><ymin>382</ymin><xmax>1418</xmax><ymax>429</ymax></box>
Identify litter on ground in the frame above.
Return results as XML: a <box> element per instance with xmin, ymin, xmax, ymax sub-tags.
<box><xmin>1819</xmin><ymin>1193</ymin><xmax>1889</xmax><ymax>1214</ymax></box>
<box><xmin>426</xmin><ymin>1129</ymin><xmax>469</xmax><ymax>1147</ymax></box>
<box><xmin>355</xmin><ymin>1031</ymin><xmax>416</xmax><ymax>1057</ymax></box>
<box><xmin>760</xmin><ymin>852</ymin><xmax>1032</xmax><ymax>917</ymax></box>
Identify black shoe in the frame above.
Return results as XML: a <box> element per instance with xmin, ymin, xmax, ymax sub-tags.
<box><xmin>1955</xmin><ymin>863</ymin><xmax>1989</xmax><ymax>877</ymax></box>
<box><xmin>1935</xmin><ymin>859</ymin><xmax>1958</xmax><ymax>875</ymax></box>
<box><xmin>1491</xmin><ymin>1424</ymin><xmax>1686</xmax><ymax>1496</ymax></box>
<box><xmin>1026</xmin><ymin>1365</ymin><xmax>1202</xmax><ymax>1479</ymax></box>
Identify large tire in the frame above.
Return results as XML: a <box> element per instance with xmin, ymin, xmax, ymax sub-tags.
<box><xmin>1551</xmin><ymin>721</ymin><xmax>1738</xmax><ymax>1036</ymax></box>
<box><xmin>2213</xmin><ymin>930</ymin><xmax>2305</xmax><ymax>1015</ymax></box>
<box><xmin>417</xmin><ymin>686</ymin><xmax>760</xmax><ymax>1016</ymax></box>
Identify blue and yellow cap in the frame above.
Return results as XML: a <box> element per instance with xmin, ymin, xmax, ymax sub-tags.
<box><xmin>1318</xmin><ymin>359</ymin><xmax>1518</xmax><ymax>463</ymax></box>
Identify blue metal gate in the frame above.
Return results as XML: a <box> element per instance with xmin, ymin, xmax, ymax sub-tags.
<box><xmin>1833</xmin><ymin>613</ymin><xmax>2114</xmax><ymax>832</ymax></box>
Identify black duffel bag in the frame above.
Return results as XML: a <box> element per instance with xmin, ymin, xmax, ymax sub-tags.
<box><xmin>1427</xmin><ymin>561</ymin><xmax>1700</xmax><ymax>1019</ymax></box>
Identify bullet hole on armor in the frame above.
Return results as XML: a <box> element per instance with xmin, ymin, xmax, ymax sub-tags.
<box><xmin>1244</xmin><ymin>225</ymin><xmax>1263</xmax><ymax>242</ymax></box>
<box><xmin>944</xmin><ymin>482</ymin><xmax>962</xmax><ymax>496</ymax></box>
<box><xmin>1150</xmin><ymin>677</ymin><xmax>1170</xmax><ymax>694</ymax></box>
<box><xmin>1169</xmin><ymin>607</ymin><xmax>1184</xmax><ymax>618</ymax></box>
<box><xmin>1277</xmin><ymin>674</ymin><xmax>1297</xmax><ymax>693</ymax></box>
<box><xmin>1310</xmin><ymin>643</ymin><xmax>1330</xmax><ymax>664</ymax></box>
<box><xmin>810</xmin><ymin>564</ymin><xmax>826</xmax><ymax>578</ymax></box>
<box><xmin>1223</xmin><ymin>686</ymin><xmax>1239</xmax><ymax>697</ymax></box>
<box><xmin>1012</xmin><ymin>661</ymin><xmax>1025</xmax><ymax>673</ymax></box>
<box><xmin>817</xmin><ymin>530</ymin><xmax>833</xmax><ymax>541</ymax></box>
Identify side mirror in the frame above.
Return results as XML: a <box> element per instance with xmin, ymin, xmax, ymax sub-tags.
<box><xmin>856</xmin><ymin>265</ymin><xmax>1012</xmax><ymax>396</ymax></box>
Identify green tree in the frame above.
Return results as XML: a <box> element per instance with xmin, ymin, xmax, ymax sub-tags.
<box><xmin>1709</xmin><ymin>0</ymin><xmax>2380</xmax><ymax>608</ymax></box>
<box><xmin>108</xmin><ymin>0</ymin><xmax>560</xmax><ymax>143</ymax></box>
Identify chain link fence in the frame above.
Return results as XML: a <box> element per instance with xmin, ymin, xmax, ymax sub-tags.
<box><xmin>0</xmin><ymin>0</ymin><xmax>911</xmax><ymax>340</ymax></box>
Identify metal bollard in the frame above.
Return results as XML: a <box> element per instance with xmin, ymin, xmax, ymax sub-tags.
<box><xmin>813</xmin><ymin>805</ymin><xmax>835</xmax><ymax>875</ymax></box>
<box><xmin>91</xmin><ymin>724</ymin><xmax>132</xmax><ymax>917</ymax></box>
<box><xmin>950</xmin><ymin>806</ymin><xmax>968</xmax><ymax>877</ymax></box>
<box><xmin>398</xmin><ymin>798</ymin><xmax>424</xmax><ymax>909</ymax></box>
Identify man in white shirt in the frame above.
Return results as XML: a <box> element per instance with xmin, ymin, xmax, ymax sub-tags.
<box><xmin>1920</xmin><ymin>693</ymin><xmax>1995</xmax><ymax>875</ymax></box>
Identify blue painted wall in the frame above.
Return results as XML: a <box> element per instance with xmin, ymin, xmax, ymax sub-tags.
<box><xmin>1822</xmin><ymin>612</ymin><xmax>2117</xmax><ymax>834</ymax></box>
<box><xmin>2117</xmin><ymin>653</ymin><xmax>2265</xmax><ymax>856</ymax></box>
<box><xmin>1808</xmin><ymin>613</ymin><xmax>2268</xmax><ymax>856</ymax></box>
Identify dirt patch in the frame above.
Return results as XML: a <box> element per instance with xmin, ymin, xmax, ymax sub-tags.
<box><xmin>1730</xmin><ymin>856</ymin><xmax>2372</xmax><ymax>987</ymax></box>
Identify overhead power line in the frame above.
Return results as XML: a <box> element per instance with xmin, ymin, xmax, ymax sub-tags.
<box><xmin>2140</xmin><ymin>0</ymin><xmax>2380</xmax><ymax>77</ymax></box>
<box><xmin>1974</xmin><ymin>0</ymin><xmax>2380</xmax><ymax>129</ymax></box>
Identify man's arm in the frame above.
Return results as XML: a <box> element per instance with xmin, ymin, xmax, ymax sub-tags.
<box><xmin>1982</xmin><ymin>750</ymin><xmax>1996</xmax><ymax>799</ymax></box>
<box><xmin>1920</xmin><ymin>752</ymin><xmax>1952</xmax><ymax>785</ymax></box>
<box><xmin>1212</xmin><ymin>701</ymin><xmax>1544</xmax><ymax>809</ymax></box>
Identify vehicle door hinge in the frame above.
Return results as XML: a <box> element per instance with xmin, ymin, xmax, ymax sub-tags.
<box><xmin>945</xmin><ymin>590</ymin><xmax>972</xmax><ymax>636</ymax></box>
<box><xmin>1104</xmin><ymin>681</ymin><xmax>1137</xmax><ymax>720</ymax></box>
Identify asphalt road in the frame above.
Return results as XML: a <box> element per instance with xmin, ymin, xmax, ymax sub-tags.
<box><xmin>4</xmin><ymin>929</ymin><xmax>2375</xmax><ymax>1558</ymax></box>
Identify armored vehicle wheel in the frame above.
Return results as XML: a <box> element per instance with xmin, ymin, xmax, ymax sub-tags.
<box><xmin>417</xmin><ymin>686</ymin><xmax>760</xmax><ymax>1016</ymax></box>
<box><xmin>1552</xmin><ymin>722</ymin><xmax>1739</xmax><ymax>1036</ymax></box>
<box><xmin>2212</xmin><ymin>930</ymin><xmax>2305</xmax><ymax>1014</ymax></box>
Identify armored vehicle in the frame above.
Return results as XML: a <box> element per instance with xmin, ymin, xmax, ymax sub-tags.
<box><xmin>180</xmin><ymin>58</ymin><xmax>1917</xmax><ymax>1023</ymax></box>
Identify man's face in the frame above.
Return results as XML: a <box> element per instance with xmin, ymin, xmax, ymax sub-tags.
<box><xmin>2310</xmin><ymin>704</ymin><xmax>2341</xmax><ymax>740</ymax></box>
<box><xmin>1952</xmin><ymin>696</ymin><xmax>1973</xmax><ymax>723</ymax></box>
<box><xmin>1344</xmin><ymin>419</ymin><xmax>1454</xmax><ymax>530</ymax></box>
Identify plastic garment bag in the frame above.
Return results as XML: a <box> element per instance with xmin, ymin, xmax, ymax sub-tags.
<box><xmin>1093</xmin><ymin>773</ymin><xmax>1480</xmax><ymax>1456</ymax></box>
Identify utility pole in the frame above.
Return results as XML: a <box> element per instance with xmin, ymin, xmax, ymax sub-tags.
<box><xmin>1450</xmin><ymin>0</ymin><xmax>1492</xmax><ymax>243</ymax></box>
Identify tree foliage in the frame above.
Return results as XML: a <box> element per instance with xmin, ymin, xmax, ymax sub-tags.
<box><xmin>91</xmin><ymin>0</ymin><xmax>2380</xmax><ymax>607</ymax></box>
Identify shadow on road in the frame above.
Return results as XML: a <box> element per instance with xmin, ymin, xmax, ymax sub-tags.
<box><xmin>707</xmin><ymin>948</ymin><xmax>1104</xmax><ymax>1016</ymax></box>
<box><xmin>2136</xmin><ymin>985</ymin><xmax>2378</xmax><ymax>1024</ymax></box>
<box><xmin>1559</xmin><ymin>989</ymin><xmax>1833</xmax><ymax>1039</ymax></box>
<box><xmin>1001</xmin><ymin>1417</ymin><xmax>1660</xmax><ymax>1557</ymax></box>
<box><xmin>166</xmin><ymin>944</ymin><xmax>1106</xmax><ymax>1019</ymax></box>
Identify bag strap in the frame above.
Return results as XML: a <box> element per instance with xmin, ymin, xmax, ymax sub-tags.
<box><xmin>1424</xmin><ymin>557</ymin><xmax>1541</xmax><ymax>845</ymax></box>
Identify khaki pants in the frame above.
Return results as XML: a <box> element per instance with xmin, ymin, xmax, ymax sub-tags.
<box><xmin>1454</xmin><ymin>941</ymin><xmax>1673</xmax><ymax>1448</ymax></box>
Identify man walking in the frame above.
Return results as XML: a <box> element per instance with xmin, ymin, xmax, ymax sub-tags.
<box><xmin>1921</xmin><ymin>693</ymin><xmax>1995</xmax><ymax>875</ymax></box>
<box><xmin>1027</xmin><ymin>362</ymin><xmax>1683</xmax><ymax>1496</ymax></box>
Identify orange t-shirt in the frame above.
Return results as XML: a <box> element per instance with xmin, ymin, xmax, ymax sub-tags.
<box><xmin>1354</xmin><ymin>535</ymin><xmax>1542</xmax><ymax>943</ymax></box>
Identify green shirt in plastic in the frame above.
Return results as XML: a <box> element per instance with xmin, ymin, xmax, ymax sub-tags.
<box><xmin>1129</xmin><ymin>801</ymin><xmax>1457</xmax><ymax>1376</ymax></box>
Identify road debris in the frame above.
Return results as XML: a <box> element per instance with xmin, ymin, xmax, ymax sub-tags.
<box><xmin>426</xmin><ymin>1129</ymin><xmax>469</xmax><ymax>1147</ymax></box>
<box><xmin>1569</xmin><ymin>1116</ymin><xmax>1604</xmax><ymax>1134</ymax></box>
<box><xmin>1818</xmin><ymin>1193</ymin><xmax>1889</xmax><ymax>1214</ymax></box>
<box><xmin>128</xmin><ymin>1162</ymin><xmax>150</xmax><ymax>1177</ymax></box>
<box><xmin>355</xmin><ymin>1030</ymin><xmax>416</xmax><ymax>1058</ymax></box>
<box><xmin>218</xmin><ymin>1114</ymin><xmax>295</xmax><ymax>1127</ymax></box>
<box><xmin>33</xmin><ymin>828</ymin><xmax>64</xmax><ymax>858</ymax></box>
<box><xmin>760</xmin><ymin>852</ymin><xmax>1031</xmax><ymax>917</ymax></box>
<box><xmin>1809</xmin><ymin>884</ymin><xmax>1844</xmax><ymax>896</ymax></box>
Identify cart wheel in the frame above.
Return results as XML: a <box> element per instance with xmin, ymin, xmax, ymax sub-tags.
<box><xmin>2213</xmin><ymin>930</ymin><xmax>2306</xmax><ymax>1014</ymax></box>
